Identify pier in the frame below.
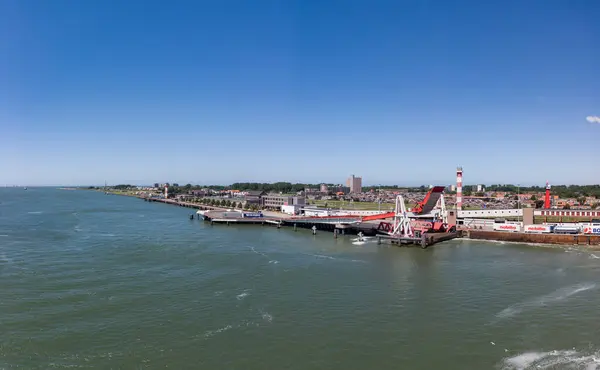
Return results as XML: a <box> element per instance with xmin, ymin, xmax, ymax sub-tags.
<box><xmin>200</xmin><ymin>210</ymin><xmax>457</xmax><ymax>248</ymax></box>
<box><xmin>128</xmin><ymin>194</ymin><xmax>461</xmax><ymax>248</ymax></box>
<box><xmin>139</xmin><ymin>195</ymin><xmax>600</xmax><ymax>248</ymax></box>
<box><xmin>138</xmin><ymin>194</ymin><xmax>600</xmax><ymax>248</ymax></box>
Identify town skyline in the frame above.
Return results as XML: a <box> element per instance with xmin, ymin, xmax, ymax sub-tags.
<box><xmin>44</xmin><ymin>181</ymin><xmax>600</xmax><ymax>191</ymax></box>
<box><xmin>4</xmin><ymin>179</ymin><xmax>600</xmax><ymax>188</ymax></box>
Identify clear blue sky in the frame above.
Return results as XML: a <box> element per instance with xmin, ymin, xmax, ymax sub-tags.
<box><xmin>1</xmin><ymin>0</ymin><xmax>599</xmax><ymax>186</ymax></box>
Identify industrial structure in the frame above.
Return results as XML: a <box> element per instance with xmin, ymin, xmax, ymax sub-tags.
<box><xmin>450</xmin><ymin>170</ymin><xmax>600</xmax><ymax>235</ymax></box>
<box><xmin>359</xmin><ymin>186</ymin><xmax>454</xmax><ymax>238</ymax></box>
<box><xmin>198</xmin><ymin>184</ymin><xmax>458</xmax><ymax>248</ymax></box>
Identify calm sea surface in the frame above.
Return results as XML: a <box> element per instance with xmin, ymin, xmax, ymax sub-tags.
<box><xmin>1</xmin><ymin>188</ymin><xmax>600</xmax><ymax>369</ymax></box>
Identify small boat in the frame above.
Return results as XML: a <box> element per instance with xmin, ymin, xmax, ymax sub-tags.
<box><xmin>24</xmin><ymin>187</ymin><xmax>27</xmax><ymax>190</ymax></box>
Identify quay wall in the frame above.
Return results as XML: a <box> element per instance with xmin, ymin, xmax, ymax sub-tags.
<box><xmin>466</xmin><ymin>230</ymin><xmax>600</xmax><ymax>246</ymax></box>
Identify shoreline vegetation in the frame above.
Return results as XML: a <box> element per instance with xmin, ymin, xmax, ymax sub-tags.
<box><xmin>93</xmin><ymin>188</ymin><xmax>404</xmax><ymax>211</ymax></box>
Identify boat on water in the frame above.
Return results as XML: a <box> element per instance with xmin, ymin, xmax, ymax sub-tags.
<box><xmin>24</xmin><ymin>187</ymin><xmax>27</xmax><ymax>190</ymax></box>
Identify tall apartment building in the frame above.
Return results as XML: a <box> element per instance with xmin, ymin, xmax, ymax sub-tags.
<box><xmin>346</xmin><ymin>175</ymin><xmax>362</xmax><ymax>193</ymax></box>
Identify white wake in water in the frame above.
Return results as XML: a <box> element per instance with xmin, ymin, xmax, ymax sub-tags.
<box><xmin>305</xmin><ymin>253</ymin><xmax>367</xmax><ymax>264</ymax></box>
<box><xmin>310</xmin><ymin>253</ymin><xmax>336</xmax><ymax>260</ymax></box>
<box><xmin>501</xmin><ymin>349</ymin><xmax>600</xmax><ymax>369</ymax></box>
<box><xmin>495</xmin><ymin>282</ymin><xmax>597</xmax><ymax>320</ymax></box>
<box><xmin>236</xmin><ymin>290</ymin><xmax>250</xmax><ymax>300</ymax></box>
<box><xmin>249</xmin><ymin>246</ymin><xmax>279</xmax><ymax>264</ymax></box>
<box><xmin>259</xmin><ymin>309</ymin><xmax>273</xmax><ymax>323</ymax></box>
<box><xmin>203</xmin><ymin>311</ymin><xmax>273</xmax><ymax>339</ymax></box>
<box><xmin>203</xmin><ymin>324</ymin><xmax>233</xmax><ymax>338</ymax></box>
<box><xmin>351</xmin><ymin>236</ymin><xmax>372</xmax><ymax>246</ymax></box>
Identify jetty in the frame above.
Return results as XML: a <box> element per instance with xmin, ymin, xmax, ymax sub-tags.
<box><xmin>199</xmin><ymin>210</ymin><xmax>458</xmax><ymax>248</ymax></box>
<box><xmin>136</xmin><ymin>194</ymin><xmax>599</xmax><ymax>248</ymax></box>
<box><xmin>129</xmin><ymin>191</ymin><xmax>460</xmax><ymax>248</ymax></box>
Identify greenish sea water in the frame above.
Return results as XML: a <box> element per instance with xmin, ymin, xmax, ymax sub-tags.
<box><xmin>1</xmin><ymin>188</ymin><xmax>600</xmax><ymax>369</ymax></box>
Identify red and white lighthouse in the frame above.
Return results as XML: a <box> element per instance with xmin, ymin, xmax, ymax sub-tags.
<box><xmin>456</xmin><ymin>167</ymin><xmax>463</xmax><ymax>211</ymax></box>
<box><xmin>164</xmin><ymin>185</ymin><xmax>169</xmax><ymax>199</ymax></box>
<box><xmin>544</xmin><ymin>181</ymin><xmax>551</xmax><ymax>209</ymax></box>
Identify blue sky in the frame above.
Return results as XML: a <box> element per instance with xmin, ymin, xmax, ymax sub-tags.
<box><xmin>1</xmin><ymin>0</ymin><xmax>598</xmax><ymax>186</ymax></box>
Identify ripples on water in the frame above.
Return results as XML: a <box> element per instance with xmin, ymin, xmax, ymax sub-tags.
<box><xmin>1</xmin><ymin>188</ymin><xmax>600</xmax><ymax>369</ymax></box>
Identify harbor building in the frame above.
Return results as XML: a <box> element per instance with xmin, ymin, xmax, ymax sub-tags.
<box><xmin>262</xmin><ymin>195</ymin><xmax>306</xmax><ymax>209</ymax></box>
<box><xmin>244</xmin><ymin>190</ymin><xmax>267</xmax><ymax>206</ymax></box>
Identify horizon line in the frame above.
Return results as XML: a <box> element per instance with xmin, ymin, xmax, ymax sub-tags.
<box><xmin>5</xmin><ymin>183</ymin><xmax>600</xmax><ymax>188</ymax></box>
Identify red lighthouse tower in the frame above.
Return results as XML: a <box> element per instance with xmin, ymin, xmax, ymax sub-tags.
<box><xmin>544</xmin><ymin>181</ymin><xmax>551</xmax><ymax>209</ymax></box>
